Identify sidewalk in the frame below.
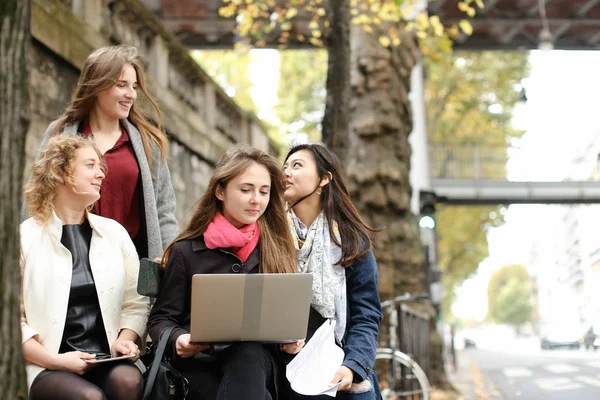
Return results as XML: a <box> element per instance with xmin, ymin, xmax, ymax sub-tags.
<box><xmin>445</xmin><ymin>351</ymin><xmax>504</xmax><ymax>400</ymax></box>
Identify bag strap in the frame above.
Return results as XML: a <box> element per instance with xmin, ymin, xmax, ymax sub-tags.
<box><xmin>142</xmin><ymin>325</ymin><xmax>177</xmax><ymax>400</ymax></box>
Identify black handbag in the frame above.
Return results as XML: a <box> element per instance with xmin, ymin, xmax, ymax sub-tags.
<box><xmin>142</xmin><ymin>326</ymin><xmax>189</xmax><ymax>400</ymax></box>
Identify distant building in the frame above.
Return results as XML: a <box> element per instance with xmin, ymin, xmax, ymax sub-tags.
<box><xmin>533</xmin><ymin>134</ymin><xmax>600</xmax><ymax>332</ymax></box>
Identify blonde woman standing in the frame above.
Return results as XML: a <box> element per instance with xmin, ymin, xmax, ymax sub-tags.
<box><xmin>36</xmin><ymin>45</ymin><xmax>177</xmax><ymax>260</ymax></box>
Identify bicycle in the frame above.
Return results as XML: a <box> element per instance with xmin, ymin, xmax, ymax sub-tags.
<box><xmin>375</xmin><ymin>293</ymin><xmax>431</xmax><ymax>400</ymax></box>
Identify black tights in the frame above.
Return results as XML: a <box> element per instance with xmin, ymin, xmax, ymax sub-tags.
<box><xmin>29</xmin><ymin>361</ymin><xmax>142</xmax><ymax>400</ymax></box>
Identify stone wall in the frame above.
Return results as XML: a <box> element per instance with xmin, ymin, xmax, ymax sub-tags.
<box><xmin>27</xmin><ymin>0</ymin><xmax>273</xmax><ymax>225</ymax></box>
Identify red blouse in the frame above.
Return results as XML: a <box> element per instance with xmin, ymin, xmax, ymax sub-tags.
<box><xmin>82</xmin><ymin>120</ymin><xmax>144</xmax><ymax>254</ymax></box>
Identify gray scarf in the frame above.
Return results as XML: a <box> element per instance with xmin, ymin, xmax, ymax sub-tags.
<box><xmin>289</xmin><ymin>210</ymin><xmax>347</xmax><ymax>342</ymax></box>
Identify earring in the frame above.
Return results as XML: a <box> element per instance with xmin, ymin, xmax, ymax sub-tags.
<box><xmin>316</xmin><ymin>187</ymin><xmax>322</xmax><ymax>195</ymax></box>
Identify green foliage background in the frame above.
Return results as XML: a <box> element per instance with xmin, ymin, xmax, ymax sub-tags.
<box><xmin>487</xmin><ymin>264</ymin><xmax>533</xmax><ymax>327</ymax></box>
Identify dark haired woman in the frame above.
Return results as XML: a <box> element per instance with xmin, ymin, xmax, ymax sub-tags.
<box><xmin>282</xmin><ymin>143</ymin><xmax>383</xmax><ymax>399</ymax></box>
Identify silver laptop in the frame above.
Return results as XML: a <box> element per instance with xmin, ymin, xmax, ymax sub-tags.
<box><xmin>190</xmin><ymin>273</ymin><xmax>313</xmax><ymax>344</ymax></box>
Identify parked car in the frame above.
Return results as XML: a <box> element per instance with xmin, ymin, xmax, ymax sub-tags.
<box><xmin>541</xmin><ymin>326</ymin><xmax>583</xmax><ymax>350</ymax></box>
<box><xmin>464</xmin><ymin>337</ymin><xmax>477</xmax><ymax>349</ymax></box>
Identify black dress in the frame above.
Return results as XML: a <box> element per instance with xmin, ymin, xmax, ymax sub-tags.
<box><xmin>58</xmin><ymin>219</ymin><xmax>110</xmax><ymax>357</ymax></box>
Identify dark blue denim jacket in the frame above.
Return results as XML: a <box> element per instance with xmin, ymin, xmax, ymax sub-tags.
<box><xmin>341</xmin><ymin>249</ymin><xmax>383</xmax><ymax>381</ymax></box>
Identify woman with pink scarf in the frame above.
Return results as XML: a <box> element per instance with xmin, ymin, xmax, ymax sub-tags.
<box><xmin>147</xmin><ymin>145</ymin><xmax>298</xmax><ymax>399</ymax></box>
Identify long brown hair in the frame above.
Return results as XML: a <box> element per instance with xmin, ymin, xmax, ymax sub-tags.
<box><xmin>284</xmin><ymin>143</ymin><xmax>376</xmax><ymax>267</ymax></box>
<box><xmin>163</xmin><ymin>145</ymin><xmax>296</xmax><ymax>274</ymax></box>
<box><xmin>24</xmin><ymin>135</ymin><xmax>105</xmax><ymax>223</ymax></box>
<box><xmin>52</xmin><ymin>45</ymin><xmax>168</xmax><ymax>165</ymax></box>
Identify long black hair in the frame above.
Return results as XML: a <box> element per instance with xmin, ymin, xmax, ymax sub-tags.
<box><xmin>284</xmin><ymin>143</ymin><xmax>376</xmax><ymax>266</ymax></box>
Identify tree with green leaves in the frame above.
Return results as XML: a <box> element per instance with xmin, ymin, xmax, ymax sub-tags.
<box><xmin>276</xmin><ymin>50</ymin><xmax>327</xmax><ymax>142</ymax></box>
<box><xmin>488</xmin><ymin>264</ymin><xmax>533</xmax><ymax>330</ymax></box>
<box><xmin>0</xmin><ymin>0</ymin><xmax>30</xmax><ymax>397</ymax></box>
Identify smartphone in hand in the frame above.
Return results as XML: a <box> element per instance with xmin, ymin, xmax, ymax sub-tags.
<box><xmin>85</xmin><ymin>354</ymin><xmax>136</xmax><ymax>364</ymax></box>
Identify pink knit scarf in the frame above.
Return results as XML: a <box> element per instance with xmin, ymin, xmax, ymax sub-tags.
<box><xmin>203</xmin><ymin>212</ymin><xmax>260</xmax><ymax>262</ymax></box>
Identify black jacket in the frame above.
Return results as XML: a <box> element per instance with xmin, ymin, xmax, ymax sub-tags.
<box><xmin>147</xmin><ymin>235</ymin><xmax>260</xmax><ymax>348</ymax></box>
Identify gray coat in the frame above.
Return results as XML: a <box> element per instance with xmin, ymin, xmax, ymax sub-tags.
<box><xmin>37</xmin><ymin>119</ymin><xmax>178</xmax><ymax>259</ymax></box>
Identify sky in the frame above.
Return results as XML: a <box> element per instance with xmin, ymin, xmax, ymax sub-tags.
<box><xmin>246</xmin><ymin>47</ymin><xmax>600</xmax><ymax>323</ymax></box>
<box><xmin>248</xmin><ymin>49</ymin><xmax>280</xmax><ymax>121</ymax></box>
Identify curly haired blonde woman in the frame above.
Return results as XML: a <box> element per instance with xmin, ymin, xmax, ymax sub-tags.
<box><xmin>36</xmin><ymin>45</ymin><xmax>177</xmax><ymax>260</ymax></box>
<box><xmin>21</xmin><ymin>135</ymin><xmax>150</xmax><ymax>400</ymax></box>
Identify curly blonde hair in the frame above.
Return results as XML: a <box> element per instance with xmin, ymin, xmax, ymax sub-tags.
<box><xmin>25</xmin><ymin>135</ymin><xmax>105</xmax><ymax>223</ymax></box>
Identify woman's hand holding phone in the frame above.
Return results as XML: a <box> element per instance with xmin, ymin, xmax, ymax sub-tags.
<box><xmin>56</xmin><ymin>351</ymin><xmax>96</xmax><ymax>374</ymax></box>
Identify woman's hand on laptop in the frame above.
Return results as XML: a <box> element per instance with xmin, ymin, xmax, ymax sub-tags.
<box><xmin>176</xmin><ymin>333</ymin><xmax>210</xmax><ymax>358</ymax></box>
<box><xmin>280</xmin><ymin>339</ymin><xmax>305</xmax><ymax>354</ymax></box>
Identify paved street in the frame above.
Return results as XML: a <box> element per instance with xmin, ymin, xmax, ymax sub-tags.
<box><xmin>454</xmin><ymin>342</ymin><xmax>600</xmax><ymax>399</ymax></box>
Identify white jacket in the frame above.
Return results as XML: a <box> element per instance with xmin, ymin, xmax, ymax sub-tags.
<box><xmin>20</xmin><ymin>211</ymin><xmax>150</xmax><ymax>388</ymax></box>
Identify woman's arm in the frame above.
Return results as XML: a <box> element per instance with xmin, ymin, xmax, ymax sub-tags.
<box><xmin>147</xmin><ymin>243</ymin><xmax>189</xmax><ymax>347</ymax></box>
<box><xmin>153</xmin><ymin>152</ymin><xmax>178</xmax><ymax>249</ymax></box>
<box><xmin>21</xmin><ymin>244</ymin><xmax>95</xmax><ymax>374</ymax></box>
<box><xmin>22</xmin><ymin>337</ymin><xmax>95</xmax><ymax>374</ymax></box>
<box><xmin>118</xmin><ymin>225</ymin><xmax>151</xmax><ymax>347</ymax></box>
<box><xmin>112</xmin><ymin>328</ymin><xmax>142</xmax><ymax>359</ymax></box>
<box><xmin>341</xmin><ymin>250</ymin><xmax>383</xmax><ymax>382</ymax></box>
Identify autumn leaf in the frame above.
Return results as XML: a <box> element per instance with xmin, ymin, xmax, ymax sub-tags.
<box><xmin>286</xmin><ymin>7</ymin><xmax>298</xmax><ymax>19</ymax></box>
<box><xmin>378</xmin><ymin>35</ymin><xmax>391</xmax><ymax>47</ymax></box>
<box><xmin>430</xmin><ymin>15</ymin><xmax>444</xmax><ymax>37</ymax></box>
<box><xmin>309</xmin><ymin>37</ymin><xmax>323</xmax><ymax>46</ymax></box>
<box><xmin>459</xmin><ymin>19</ymin><xmax>473</xmax><ymax>35</ymax></box>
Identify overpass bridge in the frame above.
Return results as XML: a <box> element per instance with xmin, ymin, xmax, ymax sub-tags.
<box><xmin>140</xmin><ymin>0</ymin><xmax>600</xmax><ymax>51</ymax></box>
<box><xmin>425</xmin><ymin>143</ymin><xmax>600</xmax><ymax>205</ymax></box>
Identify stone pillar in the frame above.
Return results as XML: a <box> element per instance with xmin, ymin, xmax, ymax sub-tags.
<box><xmin>239</xmin><ymin>113</ymin><xmax>249</xmax><ymax>144</ymax></box>
<box><xmin>72</xmin><ymin>0</ymin><xmax>102</xmax><ymax>32</ymax></box>
<box><xmin>204</xmin><ymin>84</ymin><xmax>217</xmax><ymax>128</ymax></box>
<box><xmin>148</xmin><ymin>35</ymin><xmax>169</xmax><ymax>88</ymax></box>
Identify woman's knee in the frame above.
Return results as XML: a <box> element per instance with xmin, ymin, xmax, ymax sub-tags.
<box><xmin>109</xmin><ymin>365</ymin><xmax>143</xmax><ymax>394</ymax></box>
<box><xmin>78</xmin><ymin>387</ymin><xmax>106</xmax><ymax>400</ymax></box>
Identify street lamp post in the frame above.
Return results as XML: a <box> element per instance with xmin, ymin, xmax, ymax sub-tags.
<box><xmin>419</xmin><ymin>190</ymin><xmax>443</xmax><ymax>328</ymax></box>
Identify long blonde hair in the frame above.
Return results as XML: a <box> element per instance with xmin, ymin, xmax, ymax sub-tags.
<box><xmin>52</xmin><ymin>45</ymin><xmax>167</xmax><ymax>165</ymax></box>
<box><xmin>163</xmin><ymin>145</ymin><xmax>296</xmax><ymax>274</ymax></box>
<box><xmin>24</xmin><ymin>135</ymin><xmax>105</xmax><ymax>223</ymax></box>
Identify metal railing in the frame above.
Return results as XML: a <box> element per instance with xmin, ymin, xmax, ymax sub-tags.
<box><xmin>429</xmin><ymin>142</ymin><xmax>600</xmax><ymax>181</ymax></box>
<box><xmin>398</xmin><ymin>304</ymin><xmax>431</xmax><ymax>378</ymax></box>
<box><xmin>428</xmin><ymin>143</ymin><xmax>509</xmax><ymax>180</ymax></box>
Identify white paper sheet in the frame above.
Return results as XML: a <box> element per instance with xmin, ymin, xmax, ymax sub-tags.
<box><xmin>286</xmin><ymin>319</ymin><xmax>345</xmax><ymax>397</ymax></box>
